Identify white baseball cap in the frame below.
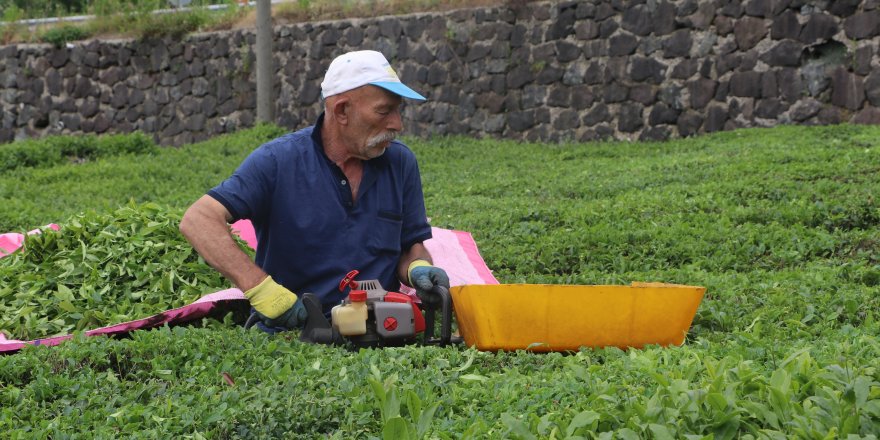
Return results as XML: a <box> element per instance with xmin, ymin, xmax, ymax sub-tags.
<box><xmin>320</xmin><ymin>50</ymin><xmax>426</xmax><ymax>101</ymax></box>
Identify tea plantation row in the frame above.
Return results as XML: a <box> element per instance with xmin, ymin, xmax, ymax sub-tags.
<box><xmin>1</xmin><ymin>124</ymin><xmax>878</xmax><ymax>438</ymax></box>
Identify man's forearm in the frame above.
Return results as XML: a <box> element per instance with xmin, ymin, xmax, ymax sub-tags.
<box><xmin>180</xmin><ymin>195</ymin><xmax>266</xmax><ymax>291</ymax></box>
<box><xmin>398</xmin><ymin>242</ymin><xmax>432</xmax><ymax>286</ymax></box>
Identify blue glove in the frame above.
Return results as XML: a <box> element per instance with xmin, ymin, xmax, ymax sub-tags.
<box><xmin>408</xmin><ymin>260</ymin><xmax>450</xmax><ymax>305</ymax></box>
<box><xmin>258</xmin><ymin>299</ymin><xmax>307</xmax><ymax>330</ymax></box>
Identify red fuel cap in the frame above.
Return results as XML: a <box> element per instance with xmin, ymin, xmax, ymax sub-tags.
<box><xmin>383</xmin><ymin>317</ymin><xmax>398</xmax><ymax>331</ymax></box>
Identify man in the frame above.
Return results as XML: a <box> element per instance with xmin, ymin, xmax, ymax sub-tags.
<box><xmin>180</xmin><ymin>50</ymin><xmax>449</xmax><ymax>333</ymax></box>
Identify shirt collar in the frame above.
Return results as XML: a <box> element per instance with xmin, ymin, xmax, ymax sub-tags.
<box><xmin>311</xmin><ymin>112</ymin><xmax>327</xmax><ymax>154</ymax></box>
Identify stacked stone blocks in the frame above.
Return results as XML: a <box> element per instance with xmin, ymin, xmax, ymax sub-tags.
<box><xmin>0</xmin><ymin>0</ymin><xmax>878</xmax><ymax>145</ymax></box>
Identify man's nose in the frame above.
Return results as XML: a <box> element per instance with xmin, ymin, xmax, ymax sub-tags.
<box><xmin>387</xmin><ymin>108</ymin><xmax>404</xmax><ymax>132</ymax></box>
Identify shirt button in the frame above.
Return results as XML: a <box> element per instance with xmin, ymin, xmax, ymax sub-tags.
<box><xmin>341</xmin><ymin>180</ymin><xmax>347</xmax><ymax>186</ymax></box>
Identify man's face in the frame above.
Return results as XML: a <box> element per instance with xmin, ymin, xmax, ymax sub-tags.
<box><xmin>345</xmin><ymin>86</ymin><xmax>404</xmax><ymax>160</ymax></box>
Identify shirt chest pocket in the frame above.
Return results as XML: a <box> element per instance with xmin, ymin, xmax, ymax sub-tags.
<box><xmin>368</xmin><ymin>210</ymin><xmax>402</xmax><ymax>254</ymax></box>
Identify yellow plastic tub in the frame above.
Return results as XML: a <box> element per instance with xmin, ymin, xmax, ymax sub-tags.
<box><xmin>450</xmin><ymin>283</ymin><xmax>705</xmax><ymax>352</ymax></box>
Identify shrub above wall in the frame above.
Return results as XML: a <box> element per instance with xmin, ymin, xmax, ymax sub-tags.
<box><xmin>0</xmin><ymin>0</ymin><xmax>878</xmax><ymax>146</ymax></box>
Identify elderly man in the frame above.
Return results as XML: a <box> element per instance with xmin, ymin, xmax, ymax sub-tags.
<box><xmin>180</xmin><ymin>50</ymin><xmax>449</xmax><ymax>333</ymax></box>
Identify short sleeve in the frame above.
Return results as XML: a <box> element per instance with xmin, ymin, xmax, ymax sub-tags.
<box><xmin>207</xmin><ymin>144</ymin><xmax>278</xmax><ymax>222</ymax></box>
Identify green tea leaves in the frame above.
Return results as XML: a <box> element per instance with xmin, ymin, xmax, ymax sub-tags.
<box><xmin>0</xmin><ymin>203</ymin><xmax>236</xmax><ymax>339</ymax></box>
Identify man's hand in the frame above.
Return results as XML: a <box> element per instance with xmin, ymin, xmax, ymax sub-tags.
<box><xmin>245</xmin><ymin>276</ymin><xmax>307</xmax><ymax>329</ymax></box>
<box><xmin>259</xmin><ymin>299</ymin><xmax>307</xmax><ymax>330</ymax></box>
<box><xmin>408</xmin><ymin>260</ymin><xmax>450</xmax><ymax>305</ymax></box>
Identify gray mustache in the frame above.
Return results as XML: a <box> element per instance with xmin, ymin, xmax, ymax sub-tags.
<box><xmin>367</xmin><ymin>131</ymin><xmax>397</xmax><ymax>147</ymax></box>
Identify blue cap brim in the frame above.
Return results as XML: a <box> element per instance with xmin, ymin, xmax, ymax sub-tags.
<box><xmin>370</xmin><ymin>81</ymin><xmax>427</xmax><ymax>101</ymax></box>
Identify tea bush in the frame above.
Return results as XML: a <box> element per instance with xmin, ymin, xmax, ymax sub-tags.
<box><xmin>1</xmin><ymin>124</ymin><xmax>878</xmax><ymax>438</ymax></box>
<box><xmin>0</xmin><ymin>131</ymin><xmax>156</xmax><ymax>172</ymax></box>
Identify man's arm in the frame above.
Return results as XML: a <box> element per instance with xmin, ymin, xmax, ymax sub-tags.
<box><xmin>181</xmin><ymin>195</ymin><xmax>303</xmax><ymax>327</ymax></box>
<box><xmin>179</xmin><ymin>195</ymin><xmax>267</xmax><ymax>291</ymax></box>
<box><xmin>398</xmin><ymin>241</ymin><xmax>432</xmax><ymax>286</ymax></box>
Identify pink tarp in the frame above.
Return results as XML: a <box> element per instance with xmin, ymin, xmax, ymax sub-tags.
<box><xmin>1</xmin><ymin>220</ymin><xmax>497</xmax><ymax>352</ymax></box>
<box><xmin>0</xmin><ymin>224</ymin><xmax>60</xmax><ymax>257</ymax></box>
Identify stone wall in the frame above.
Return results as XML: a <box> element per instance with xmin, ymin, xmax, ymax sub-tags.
<box><xmin>1</xmin><ymin>0</ymin><xmax>879</xmax><ymax>146</ymax></box>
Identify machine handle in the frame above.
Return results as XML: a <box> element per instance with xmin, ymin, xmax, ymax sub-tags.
<box><xmin>299</xmin><ymin>293</ymin><xmax>345</xmax><ymax>345</ymax></box>
<box><xmin>422</xmin><ymin>285</ymin><xmax>453</xmax><ymax>346</ymax></box>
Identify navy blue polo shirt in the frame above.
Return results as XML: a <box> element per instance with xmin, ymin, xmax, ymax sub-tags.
<box><xmin>207</xmin><ymin>114</ymin><xmax>432</xmax><ymax>314</ymax></box>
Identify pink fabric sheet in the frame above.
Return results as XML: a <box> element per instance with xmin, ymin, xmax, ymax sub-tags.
<box><xmin>0</xmin><ymin>224</ymin><xmax>60</xmax><ymax>257</ymax></box>
<box><xmin>1</xmin><ymin>220</ymin><xmax>497</xmax><ymax>352</ymax></box>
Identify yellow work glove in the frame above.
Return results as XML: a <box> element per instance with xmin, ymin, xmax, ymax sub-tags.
<box><xmin>244</xmin><ymin>275</ymin><xmax>298</xmax><ymax>320</ymax></box>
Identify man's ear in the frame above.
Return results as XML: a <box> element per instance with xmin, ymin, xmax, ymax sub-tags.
<box><xmin>330</xmin><ymin>96</ymin><xmax>350</xmax><ymax>125</ymax></box>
